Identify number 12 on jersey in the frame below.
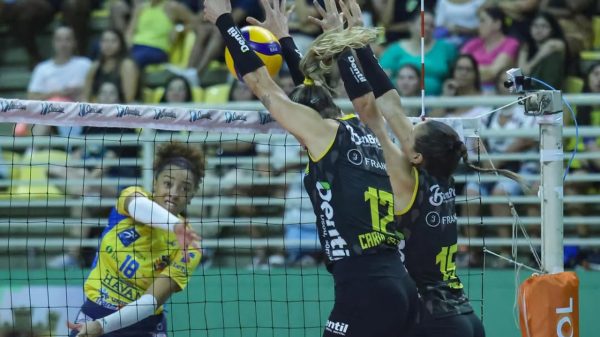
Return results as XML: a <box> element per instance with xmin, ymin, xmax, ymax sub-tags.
<box><xmin>364</xmin><ymin>187</ymin><xmax>394</xmax><ymax>234</ymax></box>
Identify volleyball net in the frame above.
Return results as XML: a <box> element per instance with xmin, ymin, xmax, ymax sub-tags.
<box><xmin>0</xmin><ymin>95</ymin><xmax>569</xmax><ymax>336</ymax></box>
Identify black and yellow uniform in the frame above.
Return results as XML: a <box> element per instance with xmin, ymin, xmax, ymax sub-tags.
<box><xmin>398</xmin><ymin>169</ymin><xmax>485</xmax><ymax>337</ymax></box>
<box><xmin>304</xmin><ymin>115</ymin><xmax>418</xmax><ymax>337</ymax></box>
<box><xmin>70</xmin><ymin>186</ymin><xmax>201</xmax><ymax>337</ymax></box>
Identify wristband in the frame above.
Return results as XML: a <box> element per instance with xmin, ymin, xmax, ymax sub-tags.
<box><xmin>354</xmin><ymin>46</ymin><xmax>395</xmax><ymax>98</ymax></box>
<box><xmin>337</xmin><ymin>49</ymin><xmax>373</xmax><ymax>100</ymax></box>
<box><xmin>279</xmin><ymin>37</ymin><xmax>305</xmax><ymax>86</ymax></box>
<box><xmin>215</xmin><ymin>13</ymin><xmax>264</xmax><ymax>77</ymax></box>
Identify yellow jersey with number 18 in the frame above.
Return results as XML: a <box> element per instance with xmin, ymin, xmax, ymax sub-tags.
<box><xmin>84</xmin><ymin>186</ymin><xmax>201</xmax><ymax>313</ymax></box>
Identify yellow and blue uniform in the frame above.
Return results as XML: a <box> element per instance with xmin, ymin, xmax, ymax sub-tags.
<box><xmin>72</xmin><ymin>186</ymin><xmax>201</xmax><ymax>337</ymax></box>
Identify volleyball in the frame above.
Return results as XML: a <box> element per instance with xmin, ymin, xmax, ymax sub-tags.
<box><xmin>225</xmin><ymin>26</ymin><xmax>283</xmax><ymax>80</ymax></box>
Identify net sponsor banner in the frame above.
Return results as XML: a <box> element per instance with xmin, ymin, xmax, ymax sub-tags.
<box><xmin>0</xmin><ymin>99</ymin><xmax>285</xmax><ymax>134</ymax></box>
<box><xmin>0</xmin><ymin>285</ymin><xmax>84</xmax><ymax>336</ymax></box>
<box><xmin>0</xmin><ymin>98</ymin><xmax>477</xmax><ymax>139</ymax></box>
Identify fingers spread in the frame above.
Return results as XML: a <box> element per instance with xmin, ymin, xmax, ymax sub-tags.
<box><xmin>246</xmin><ymin>17</ymin><xmax>261</xmax><ymax>26</ymax></box>
<box><xmin>260</xmin><ymin>0</ymin><xmax>271</xmax><ymax>11</ymax></box>
<box><xmin>350</xmin><ymin>0</ymin><xmax>361</xmax><ymax>17</ymax></box>
<box><xmin>307</xmin><ymin>16</ymin><xmax>322</xmax><ymax>26</ymax></box>
<box><xmin>338</xmin><ymin>0</ymin><xmax>349</xmax><ymax>16</ymax></box>
<box><xmin>286</xmin><ymin>4</ymin><xmax>295</xmax><ymax>17</ymax></box>
<box><xmin>273</xmin><ymin>0</ymin><xmax>285</xmax><ymax>13</ymax></box>
<box><xmin>325</xmin><ymin>0</ymin><xmax>336</xmax><ymax>12</ymax></box>
<box><xmin>313</xmin><ymin>0</ymin><xmax>326</xmax><ymax>18</ymax></box>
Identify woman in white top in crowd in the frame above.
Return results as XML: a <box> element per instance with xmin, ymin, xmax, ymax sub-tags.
<box><xmin>434</xmin><ymin>0</ymin><xmax>486</xmax><ymax>46</ymax></box>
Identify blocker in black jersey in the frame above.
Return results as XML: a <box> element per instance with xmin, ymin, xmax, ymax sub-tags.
<box><xmin>303</xmin><ymin>114</ymin><xmax>404</xmax><ymax>264</ymax></box>
<box><xmin>397</xmin><ymin>168</ymin><xmax>473</xmax><ymax>318</ymax></box>
<box><xmin>304</xmin><ymin>114</ymin><xmax>418</xmax><ymax>337</ymax></box>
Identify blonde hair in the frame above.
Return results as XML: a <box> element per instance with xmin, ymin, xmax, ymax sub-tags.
<box><xmin>300</xmin><ymin>26</ymin><xmax>381</xmax><ymax>90</ymax></box>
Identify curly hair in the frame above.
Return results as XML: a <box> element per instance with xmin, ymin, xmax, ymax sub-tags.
<box><xmin>153</xmin><ymin>142</ymin><xmax>205</xmax><ymax>187</ymax></box>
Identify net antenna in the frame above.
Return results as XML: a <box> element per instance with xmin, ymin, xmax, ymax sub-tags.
<box><xmin>504</xmin><ymin>67</ymin><xmax>565</xmax><ymax>274</ymax></box>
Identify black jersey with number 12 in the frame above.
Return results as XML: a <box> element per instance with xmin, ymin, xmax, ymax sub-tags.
<box><xmin>303</xmin><ymin>115</ymin><xmax>404</xmax><ymax>268</ymax></box>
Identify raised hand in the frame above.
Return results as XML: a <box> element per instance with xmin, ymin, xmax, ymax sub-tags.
<box><xmin>174</xmin><ymin>221</ymin><xmax>201</xmax><ymax>255</ymax></box>
<box><xmin>247</xmin><ymin>0</ymin><xmax>295</xmax><ymax>39</ymax></box>
<box><xmin>308</xmin><ymin>0</ymin><xmax>344</xmax><ymax>33</ymax></box>
<box><xmin>203</xmin><ymin>0</ymin><xmax>232</xmax><ymax>24</ymax></box>
<box><xmin>338</xmin><ymin>0</ymin><xmax>364</xmax><ymax>29</ymax></box>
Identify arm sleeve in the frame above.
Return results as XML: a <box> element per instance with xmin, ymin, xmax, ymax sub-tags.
<box><xmin>279</xmin><ymin>37</ymin><xmax>305</xmax><ymax>86</ymax></box>
<box><xmin>354</xmin><ymin>46</ymin><xmax>395</xmax><ymax>98</ymax></box>
<box><xmin>116</xmin><ymin>186</ymin><xmax>150</xmax><ymax>216</ymax></box>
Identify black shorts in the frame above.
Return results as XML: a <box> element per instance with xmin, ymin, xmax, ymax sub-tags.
<box><xmin>406</xmin><ymin>306</ymin><xmax>485</xmax><ymax>337</ymax></box>
<box><xmin>324</xmin><ymin>251</ymin><xmax>419</xmax><ymax>337</ymax></box>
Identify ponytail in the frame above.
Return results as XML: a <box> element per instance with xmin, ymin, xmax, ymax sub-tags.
<box><xmin>458</xmin><ymin>142</ymin><xmax>530</xmax><ymax>192</ymax></box>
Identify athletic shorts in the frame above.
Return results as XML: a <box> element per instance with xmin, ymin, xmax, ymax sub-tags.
<box><xmin>69</xmin><ymin>299</ymin><xmax>167</xmax><ymax>337</ymax></box>
<box><xmin>324</xmin><ymin>251</ymin><xmax>419</xmax><ymax>337</ymax></box>
<box><xmin>406</xmin><ymin>302</ymin><xmax>485</xmax><ymax>337</ymax></box>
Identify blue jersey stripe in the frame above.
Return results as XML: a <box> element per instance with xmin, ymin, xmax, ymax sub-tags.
<box><xmin>90</xmin><ymin>207</ymin><xmax>126</xmax><ymax>269</ymax></box>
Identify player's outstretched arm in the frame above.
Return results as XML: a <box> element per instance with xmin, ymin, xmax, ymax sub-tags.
<box><xmin>309</xmin><ymin>0</ymin><xmax>380</xmax><ymax>125</ymax></box>
<box><xmin>338</xmin><ymin>0</ymin><xmax>417</xmax><ymax>212</ymax></box>
<box><xmin>335</xmin><ymin>47</ymin><xmax>416</xmax><ymax>212</ymax></box>
<box><xmin>339</xmin><ymin>0</ymin><xmax>415</xmax><ymax>156</ymax></box>
<box><xmin>247</xmin><ymin>0</ymin><xmax>305</xmax><ymax>86</ymax></box>
<box><xmin>68</xmin><ymin>276</ymin><xmax>183</xmax><ymax>337</ymax></box>
<box><xmin>204</xmin><ymin>0</ymin><xmax>338</xmax><ymax>161</ymax></box>
<box><xmin>123</xmin><ymin>192</ymin><xmax>200</xmax><ymax>250</ymax></box>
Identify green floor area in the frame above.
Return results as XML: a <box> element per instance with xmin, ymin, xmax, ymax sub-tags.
<box><xmin>1</xmin><ymin>268</ymin><xmax>597</xmax><ymax>337</ymax></box>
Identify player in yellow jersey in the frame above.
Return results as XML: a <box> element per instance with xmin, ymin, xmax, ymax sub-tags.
<box><xmin>68</xmin><ymin>142</ymin><xmax>204</xmax><ymax>337</ymax></box>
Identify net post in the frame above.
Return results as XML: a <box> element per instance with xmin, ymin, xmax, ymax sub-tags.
<box><xmin>534</xmin><ymin>90</ymin><xmax>564</xmax><ymax>274</ymax></box>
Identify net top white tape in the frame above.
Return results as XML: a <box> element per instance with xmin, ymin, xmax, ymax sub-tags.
<box><xmin>0</xmin><ymin>99</ymin><xmax>286</xmax><ymax>134</ymax></box>
<box><xmin>0</xmin><ymin>98</ymin><xmax>480</xmax><ymax>139</ymax></box>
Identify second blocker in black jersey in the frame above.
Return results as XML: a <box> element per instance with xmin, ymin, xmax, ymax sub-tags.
<box><xmin>303</xmin><ymin>115</ymin><xmax>404</xmax><ymax>265</ymax></box>
<box><xmin>397</xmin><ymin>168</ymin><xmax>474</xmax><ymax>318</ymax></box>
